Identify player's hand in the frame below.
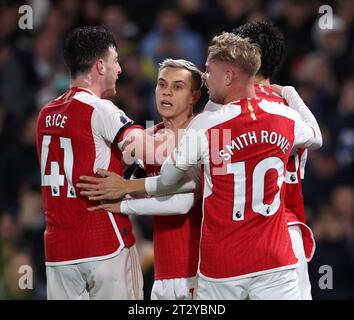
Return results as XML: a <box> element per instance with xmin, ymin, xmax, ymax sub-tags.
<box><xmin>269</xmin><ymin>84</ymin><xmax>283</xmax><ymax>95</ymax></box>
<box><xmin>87</xmin><ymin>200</ymin><xmax>122</xmax><ymax>213</ymax></box>
<box><xmin>76</xmin><ymin>169</ymin><xmax>127</xmax><ymax>201</ymax></box>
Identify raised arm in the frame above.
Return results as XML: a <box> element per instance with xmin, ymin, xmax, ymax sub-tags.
<box><xmin>270</xmin><ymin>85</ymin><xmax>322</xmax><ymax>150</ymax></box>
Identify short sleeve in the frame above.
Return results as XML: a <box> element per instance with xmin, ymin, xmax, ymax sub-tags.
<box><xmin>91</xmin><ymin>99</ymin><xmax>134</xmax><ymax>144</ymax></box>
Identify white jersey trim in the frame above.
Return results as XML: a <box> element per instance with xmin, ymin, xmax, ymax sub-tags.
<box><xmin>45</xmin><ymin>211</ymin><xmax>125</xmax><ymax>266</ymax></box>
<box><xmin>287</xmin><ymin>221</ymin><xmax>316</xmax><ymax>262</ymax></box>
<box><xmin>300</xmin><ymin>149</ymin><xmax>308</xmax><ymax>179</ymax></box>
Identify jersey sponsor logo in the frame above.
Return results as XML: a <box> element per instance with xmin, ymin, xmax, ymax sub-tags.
<box><xmin>120</xmin><ymin>115</ymin><xmax>129</xmax><ymax>124</ymax></box>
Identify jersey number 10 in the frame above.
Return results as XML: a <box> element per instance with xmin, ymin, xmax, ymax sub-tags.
<box><xmin>227</xmin><ymin>156</ymin><xmax>284</xmax><ymax>221</ymax></box>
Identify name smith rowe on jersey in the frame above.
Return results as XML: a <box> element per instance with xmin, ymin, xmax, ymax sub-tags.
<box><xmin>219</xmin><ymin>129</ymin><xmax>291</xmax><ymax>161</ymax></box>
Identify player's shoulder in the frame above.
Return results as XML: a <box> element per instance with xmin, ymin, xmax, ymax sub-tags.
<box><xmin>189</xmin><ymin>101</ymin><xmax>242</xmax><ymax>132</ymax></box>
<box><xmin>257</xmin><ymin>99</ymin><xmax>301</xmax><ymax>123</ymax></box>
<box><xmin>188</xmin><ymin>110</ymin><xmax>215</xmax><ymax>131</ymax></box>
<box><xmin>255</xmin><ymin>84</ymin><xmax>289</xmax><ymax>106</ymax></box>
<box><xmin>203</xmin><ymin>100</ymin><xmax>221</xmax><ymax>112</ymax></box>
<box><xmin>37</xmin><ymin>99</ymin><xmax>58</xmax><ymax>119</ymax></box>
<box><xmin>74</xmin><ymin>91</ymin><xmax>120</xmax><ymax>113</ymax></box>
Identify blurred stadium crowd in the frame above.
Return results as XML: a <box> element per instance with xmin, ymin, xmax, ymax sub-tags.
<box><xmin>0</xmin><ymin>0</ymin><xmax>353</xmax><ymax>300</ymax></box>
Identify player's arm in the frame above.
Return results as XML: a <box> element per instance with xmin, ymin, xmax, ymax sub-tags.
<box><xmin>121</xmin><ymin>164</ymin><xmax>203</xmax><ymax>214</ymax></box>
<box><xmin>91</xmin><ymin>100</ymin><xmax>162</xmax><ymax>164</ymax></box>
<box><xmin>77</xmin><ymin>165</ymin><xmax>200</xmax><ymax>201</ymax></box>
<box><xmin>126</xmin><ymin>128</ymin><xmax>208</xmax><ymax>194</ymax></box>
<box><xmin>291</xmin><ymin>106</ymin><xmax>323</xmax><ymax>150</ymax></box>
<box><xmin>77</xmin><ymin>128</ymin><xmax>206</xmax><ymax>200</ymax></box>
<box><xmin>271</xmin><ymin>85</ymin><xmax>322</xmax><ymax>149</ymax></box>
<box><xmin>118</xmin><ymin>126</ymin><xmax>174</xmax><ymax>166</ymax></box>
<box><xmin>84</xmin><ymin>160</ymin><xmax>202</xmax><ymax>214</ymax></box>
<box><xmin>86</xmin><ymin>191</ymin><xmax>200</xmax><ymax>215</ymax></box>
<box><xmin>122</xmin><ymin>184</ymin><xmax>202</xmax><ymax>215</ymax></box>
<box><xmin>96</xmin><ymin>104</ymin><xmax>169</xmax><ymax>166</ymax></box>
<box><xmin>158</xmin><ymin>127</ymin><xmax>208</xmax><ymax>187</ymax></box>
<box><xmin>145</xmin><ymin>168</ymin><xmax>199</xmax><ymax>196</ymax></box>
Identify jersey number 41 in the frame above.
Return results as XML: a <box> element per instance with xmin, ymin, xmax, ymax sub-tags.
<box><xmin>40</xmin><ymin>135</ymin><xmax>76</xmax><ymax>198</ymax></box>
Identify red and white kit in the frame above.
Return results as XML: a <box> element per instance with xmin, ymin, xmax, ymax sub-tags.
<box><xmin>121</xmin><ymin>123</ymin><xmax>202</xmax><ymax>300</ymax></box>
<box><xmin>158</xmin><ymin>96</ymin><xmax>320</xmax><ymax>299</ymax></box>
<box><xmin>255</xmin><ymin>85</ymin><xmax>317</xmax><ymax>299</ymax></box>
<box><xmin>255</xmin><ymin>85</ymin><xmax>315</xmax><ymax>260</ymax></box>
<box><xmin>37</xmin><ymin>87</ymin><xmax>139</xmax><ymax>264</ymax></box>
<box><xmin>37</xmin><ymin>87</ymin><xmax>143</xmax><ymax>299</ymax></box>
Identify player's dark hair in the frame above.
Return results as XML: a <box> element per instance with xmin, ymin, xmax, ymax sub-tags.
<box><xmin>232</xmin><ymin>22</ymin><xmax>284</xmax><ymax>79</ymax></box>
<box><xmin>63</xmin><ymin>26</ymin><xmax>117</xmax><ymax>78</ymax></box>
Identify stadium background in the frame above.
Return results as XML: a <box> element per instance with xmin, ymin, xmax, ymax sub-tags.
<box><xmin>0</xmin><ymin>0</ymin><xmax>353</xmax><ymax>300</ymax></box>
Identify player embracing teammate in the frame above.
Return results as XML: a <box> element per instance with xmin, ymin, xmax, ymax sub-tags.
<box><xmin>79</xmin><ymin>28</ymin><xmax>322</xmax><ymax>299</ymax></box>
<box><xmin>232</xmin><ymin>22</ymin><xmax>320</xmax><ymax>300</ymax></box>
<box><xmin>39</xmin><ymin>23</ymin><xmax>322</xmax><ymax>300</ymax></box>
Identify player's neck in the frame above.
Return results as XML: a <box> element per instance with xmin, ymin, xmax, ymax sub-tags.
<box><xmin>70</xmin><ymin>75</ymin><xmax>104</xmax><ymax>98</ymax></box>
<box><xmin>163</xmin><ymin>112</ymin><xmax>193</xmax><ymax>134</ymax></box>
<box><xmin>224</xmin><ymin>83</ymin><xmax>256</xmax><ymax>104</ymax></box>
<box><xmin>255</xmin><ymin>75</ymin><xmax>270</xmax><ymax>86</ymax></box>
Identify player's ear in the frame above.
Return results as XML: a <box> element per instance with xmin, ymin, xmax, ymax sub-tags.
<box><xmin>225</xmin><ymin>70</ymin><xmax>233</xmax><ymax>86</ymax></box>
<box><xmin>191</xmin><ymin>89</ymin><xmax>201</xmax><ymax>106</ymax></box>
<box><xmin>96</xmin><ymin>58</ymin><xmax>105</xmax><ymax>75</ymax></box>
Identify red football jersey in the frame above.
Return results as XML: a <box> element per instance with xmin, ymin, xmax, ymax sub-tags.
<box><xmin>36</xmin><ymin>87</ymin><xmax>140</xmax><ymax>265</ymax></box>
<box><xmin>144</xmin><ymin>123</ymin><xmax>202</xmax><ymax>280</ymax></box>
<box><xmin>173</xmin><ymin>97</ymin><xmax>314</xmax><ymax>279</ymax></box>
<box><xmin>284</xmin><ymin>149</ymin><xmax>315</xmax><ymax>260</ymax></box>
<box><xmin>255</xmin><ymin>85</ymin><xmax>315</xmax><ymax>260</ymax></box>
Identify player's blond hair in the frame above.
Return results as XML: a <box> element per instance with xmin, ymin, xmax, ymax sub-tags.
<box><xmin>208</xmin><ymin>32</ymin><xmax>261</xmax><ymax>76</ymax></box>
<box><xmin>158</xmin><ymin>59</ymin><xmax>202</xmax><ymax>90</ymax></box>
